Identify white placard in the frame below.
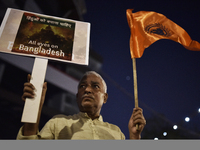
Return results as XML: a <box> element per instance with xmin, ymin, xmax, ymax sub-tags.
<box><xmin>0</xmin><ymin>8</ymin><xmax>90</xmax><ymax>65</ymax></box>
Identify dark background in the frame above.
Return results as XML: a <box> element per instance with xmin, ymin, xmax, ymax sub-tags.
<box><xmin>83</xmin><ymin>0</ymin><xmax>200</xmax><ymax>139</ymax></box>
<box><xmin>0</xmin><ymin>0</ymin><xmax>200</xmax><ymax>139</ymax></box>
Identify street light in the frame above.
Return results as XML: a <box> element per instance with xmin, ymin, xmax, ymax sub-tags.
<box><xmin>163</xmin><ymin>132</ymin><xmax>167</xmax><ymax>136</ymax></box>
<box><xmin>185</xmin><ymin>117</ymin><xmax>190</xmax><ymax>122</ymax></box>
<box><xmin>173</xmin><ymin>125</ymin><xmax>178</xmax><ymax>130</ymax></box>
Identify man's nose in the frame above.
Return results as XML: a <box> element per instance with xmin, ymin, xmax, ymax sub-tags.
<box><xmin>84</xmin><ymin>85</ymin><xmax>92</xmax><ymax>93</ymax></box>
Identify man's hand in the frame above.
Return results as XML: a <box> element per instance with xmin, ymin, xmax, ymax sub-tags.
<box><xmin>22</xmin><ymin>74</ymin><xmax>47</xmax><ymax>108</ymax></box>
<box><xmin>128</xmin><ymin>107</ymin><xmax>146</xmax><ymax>139</ymax></box>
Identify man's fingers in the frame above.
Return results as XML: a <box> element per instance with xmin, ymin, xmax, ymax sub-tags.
<box><xmin>133</xmin><ymin>107</ymin><xmax>143</xmax><ymax>113</ymax></box>
<box><xmin>133</xmin><ymin>118</ymin><xmax>146</xmax><ymax>125</ymax></box>
<box><xmin>22</xmin><ymin>75</ymin><xmax>47</xmax><ymax>108</ymax></box>
<box><xmin>22</xmin><ymin>82</ymin><xmax>35</xmax><ymax>101</ymax></box>
<box><xmin>132</xmin><ymin>108</ymin><xmax>143</xmax><ymax>118</ymax></box>
<box><xmin>23</xmin><ymin>85</ymin><xmax>35</xmax><ymax>94</ymax></box>
<box><xmin>22</xmin><ymin>92</ymin><xmax>35</xmax><ymax>101</ymax></box>
<box><xmin>43</xmin><ymin>82</ymin><xmax>47</xmax><ymax>91</ymax></box>
<box><xmin>24</xmin><ymin>82</ymin><xmax>35</xmax><ymax>91</ymax></box>
<box><xmin>131</xmin><ymin>107</ymin><xmax>146</xmax><ymax>126</ymax></box>
<box><xmin>27</xmin><ymin>74</ymin><xmax>31</xmax><ymax>82</ymax></box>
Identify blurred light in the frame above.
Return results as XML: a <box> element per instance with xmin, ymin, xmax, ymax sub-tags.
<box><xmin>154</xmin><ymin>137</ymin><xmax>158</xmax><ymax>140</ymax></box>
<box><xmin>163</xmin><ymin>132</ymin><xmax>167</xmax><ymax>136</ymax></box>
<box><xmin>198</xmin><ymin>108</ymin><xmax>200</xmax><ymax>113</ymax></box>
<box><xmin>173</xmin><ymin>125</ymin><xmax>178</xmax><ymax>130</ymax></box>
<box><xmin>185</xmin><ymin>117</ymin><xmax>190</xmax><ymax>122</ymax></box>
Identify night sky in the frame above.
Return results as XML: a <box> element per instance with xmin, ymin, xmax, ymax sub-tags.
<box><xmin>83</xmin><ymin>0</ymin><xmax>200</xmax><ymax>139</ymax></box>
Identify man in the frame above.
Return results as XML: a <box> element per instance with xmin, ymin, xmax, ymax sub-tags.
<box><xmin>17</xmin><ymin>71</ymin><xmax>146</xmax><ymax>139</ymax></box>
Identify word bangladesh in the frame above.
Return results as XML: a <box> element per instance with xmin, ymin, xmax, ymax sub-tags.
<box><xmin>19</xmin><ymin>44</ymin><xmax>65</xmax><ymax>57</ymax></box>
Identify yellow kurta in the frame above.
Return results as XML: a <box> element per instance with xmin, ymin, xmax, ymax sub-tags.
<box><xmin>17</xmin><ymin>112</ymin><xmax>125</xmax><ymax>140</ymax></box>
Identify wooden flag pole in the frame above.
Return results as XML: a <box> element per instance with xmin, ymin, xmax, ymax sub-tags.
<box><xmin>132</xmin><ymin>57</ymin><xmax>138</xmax><ymax>107</ymax></box>
<box><xmin>132</xmin><ymin>57</ymin><xmax>139</xmax><ymax>130</ymax></box>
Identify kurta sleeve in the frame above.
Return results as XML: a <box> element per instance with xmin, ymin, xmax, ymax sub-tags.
<box><xmin>16</xmin><ymin>117</ymin><xmax>56</xmax><ymax>140</ymax></box>
<box><xmin>16</xmin><ymin>126</ymin><xmax>39</xmax><ymax>140</ymax></box>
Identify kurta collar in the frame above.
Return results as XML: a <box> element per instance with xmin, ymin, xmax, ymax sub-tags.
<box><xmin>78</xmin><ymin>112</ymin><xmax>103</xmax><ymax>122</ymax></box>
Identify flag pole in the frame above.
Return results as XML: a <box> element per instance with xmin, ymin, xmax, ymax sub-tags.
<box><xmin>132</xmin><ymin>57</ymin><xmax>139</xmax><ymax>130</ymax></box>
<box><xmin>132</xmin><ymin>57</ymin><xmax>138</xmax><ymax>107</ymax></box>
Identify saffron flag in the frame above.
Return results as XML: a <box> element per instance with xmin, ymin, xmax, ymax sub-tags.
<box><xmin>126</xmin><ymin>9</ymin><xmax>200</xmax><ymax>58</ymax></box>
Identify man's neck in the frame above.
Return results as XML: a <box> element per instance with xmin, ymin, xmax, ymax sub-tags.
<box><xmin>81</xmin><ymin>111</ymin><xmax>100</xmax><ymax>120</ymax></box>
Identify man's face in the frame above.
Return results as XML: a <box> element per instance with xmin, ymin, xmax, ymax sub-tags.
<box><xmin>76</xmin><ymin>74</ymin><xmax>108</xmax><ymax>115</ymax></box>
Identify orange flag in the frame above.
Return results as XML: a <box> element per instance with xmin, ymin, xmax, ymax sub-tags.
<box><xmin>126</xmin><ymin>9</ymin><xmax>200</xmax><ymax>58</ymax></box>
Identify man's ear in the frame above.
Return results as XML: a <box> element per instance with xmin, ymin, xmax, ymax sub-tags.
<box><xmin>103</xmin><ymin>93</ymin><xmax>108</xmax><ymax>104</ymax></box>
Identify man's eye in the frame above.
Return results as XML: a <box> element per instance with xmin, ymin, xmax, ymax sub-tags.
<box><xmin>94</xmin><ymin>85</ymin><xmax>100</xmax><ymax>89</ymax></box>
<box><xmin>79</xmin><ymin>85</ymin><xmax>86</xmax><ymax>88</ymax></box>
